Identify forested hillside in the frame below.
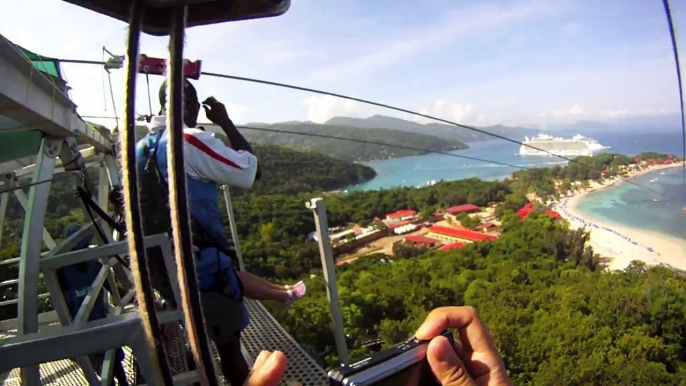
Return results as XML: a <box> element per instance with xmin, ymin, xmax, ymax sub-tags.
<box><xmin>511</xmin><ymin>152</ymin><xmax>676</xmax><ymax>199</ymax></box>
<box><xmin>326</xmin><ymin>115</ymin><xmax>540</xmax><ymax>143</ymax></box>
<box><xmin>229</xmin><ymin>178</ymin><xmax>512</xmax><ymax>278</ymax></box>
<box><xmin>269</xmin><ymin>214</ymin><xmax>686</xmax><ymax>384</ymax></box>
<box><xmin>0</xmin><ymin>140</ymin><xmax>375</xmax><ymax>319</ymax></box>
<box><xmin>3</xmin><ymin>149</ymin><xmax>686</xmax><ymax>384</ymax></box>
<box><xmin>204</xmin><ymin>122</ymin><xmax>468</xmax><ymax>162</ymax></box>
<box><xmin>119</xmin><ymin>126</ymin><xmax>377</xmax><ymax>195</ymax></box>
<box><xmin>244</xmin><ymin>144</ymin><xmax>376</xmax><ymax>195</ymax></box>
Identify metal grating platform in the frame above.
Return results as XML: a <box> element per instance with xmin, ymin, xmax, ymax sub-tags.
<box><xmin>0</xmin><ymin>319</ymin><xmax>136</xmax><ymax>386</ymax></box>
<box><xmin>241</xmin><ymin>299</ymin><xmax>328</xmax><ymax>386</ymax></box>
<box><xmin>1</xmin><ymin>302</ymin><xmax>327</xmax><ymax>385</ymax></box>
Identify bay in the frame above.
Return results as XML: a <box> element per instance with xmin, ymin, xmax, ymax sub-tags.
<box><xmin>350</xmin><ymin>130</ymin><xmax>684</xmax><ymax>192</ymax></box>
<box><xmin>576</xmin><ymin>167</ymin><xmax>686</xmax><ymax>240</ymax></box>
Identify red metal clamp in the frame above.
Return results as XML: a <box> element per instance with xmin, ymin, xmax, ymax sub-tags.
<box><xmin>138</xmin><ymin>54</ymin><xmax>202</xmax><ymax>80</ymax></box>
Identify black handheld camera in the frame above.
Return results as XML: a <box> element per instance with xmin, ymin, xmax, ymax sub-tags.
<box><xmin>327</xmin><ymin>329</ymin><xmax>454</xmax><ymax>386</ymax></box>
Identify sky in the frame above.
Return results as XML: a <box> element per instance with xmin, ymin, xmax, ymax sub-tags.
<box><xmin>1</xmin><ymin>0</ymin><xmax>685</xmax><ymax>130</ymax></box>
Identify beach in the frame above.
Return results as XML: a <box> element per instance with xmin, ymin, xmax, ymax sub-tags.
<box><xmin>553</xmin><ymin>163</ymin><xmax>686</xmax><ymax>272</ymax></box>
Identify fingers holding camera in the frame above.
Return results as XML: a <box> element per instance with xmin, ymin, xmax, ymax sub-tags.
<box><xmin>427</xmin><ymin>335</ymin><xmax>477</xmax><ymax>386</ymax></box>
<box><xmin>417</xmin><ymin>306</ymin><xmax>511</xmax><ymax>385</ymax></box>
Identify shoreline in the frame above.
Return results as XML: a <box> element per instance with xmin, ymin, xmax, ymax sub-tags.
<box><xmin>553</xmin><ymin>163</ymin><xmax>686</xmax><ymax>271</ymax></box>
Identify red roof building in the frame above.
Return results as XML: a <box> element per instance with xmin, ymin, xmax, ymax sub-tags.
<box><xmin>440</xmin><ymin>242</ymin><xmax>466</xmax><ymax>251</ymax></box>
<box><xmin>388</xmin><ymin>220</ymin><xmax>412</xmax><ymax>229</ymax></box>
<box><xmin>517</xmin><ymin>202</ymin><xmax>561</xmax><ymax>220</ymax></box>
<box><xmin>427</xmin><ymin>226</ymin><xmax>498</xmax><ymax>243</ymax></box>
<box><xmin>544</xmin><ymin>209</ymin><xmax>561</xmax><ymax>220</ymax></box>
<box><xmin>446</xmin><ymin>204</ymin><xmax>480</xmax><ymax>215</ymax></box>
<box><xmin>404</xmin><ymin>235</ymin><xmax>438</xmax><ymax>246</ymax></box>
<box><xmin>474</xmin><ymin>222</ymin><xmax>496</xmax><ymax>231</ymax></box>
<box><xmin>386</xmin><ymin>209</ymin><xmax>417</xmax><ymax>220</ymax></box>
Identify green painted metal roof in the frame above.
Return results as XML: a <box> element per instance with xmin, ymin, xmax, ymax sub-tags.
<box><xmin>0</xmin><ymin>45</ymin><xmax>65</xmax><ymax>166</ymax></box>
<box><xmin>18</xmin><ymin>46</ymin><xmax>62</xmax><ymax>79</ymax></box>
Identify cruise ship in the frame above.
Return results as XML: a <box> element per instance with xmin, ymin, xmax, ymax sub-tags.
<box><xmin>519</xmin><ymin>134</ymin><xmax>610</xmax><ymax>156</ymax></box>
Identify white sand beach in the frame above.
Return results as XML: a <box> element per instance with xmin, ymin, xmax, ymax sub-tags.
<box><xmin>553</xmin><ymin>163</ymin><xmax>686</xmax><ymax>272</ymax></box>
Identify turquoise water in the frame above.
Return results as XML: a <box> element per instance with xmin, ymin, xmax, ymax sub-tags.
<box><xmin>576</xmin><ymin>168</ymin><xmax>686</xmax><ymax>240</ymax></box>
<box><xmin>351</xmin><ymin>130</ymin><xmax>686</xmax><ymax>239</ymax></box>
<box><xmin>349</xmin><ymin>139</ymin><xmax>563</xmax><ymax>191</ymax></box>
<box><xmin>352</xmin><ymin>131</ymin><xmax>685</xmax><ymax>191</ymax></box>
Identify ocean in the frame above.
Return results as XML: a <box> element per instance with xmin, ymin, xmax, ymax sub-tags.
<box><xmin>351</xmin><ymin>130</ymin><xmax>686</xmax><ymax>240</ymax></box>
<box><xmin>576</xmin><ymin>167</ymin><xmax>686</xmax><ymax>240</ymax></box>
<box><xmin>351</xmin><ymin>131</ymin><xmax>685</xmax><ymax>191</ymax></box>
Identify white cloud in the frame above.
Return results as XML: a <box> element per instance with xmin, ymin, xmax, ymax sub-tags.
<box><xmin>433</xmin><ymin>100</ymin><xmax>475</xmax><ymax>123</ymax></box>
<box><xmin>302</xmin><ymin>95</ymin><xmax>358</xmax><ymax>123</ymax></box>
<box><xmin>219</xmin><ymin>102</ymin><xmax>249</xmax><ymax>124</ymax></box>
<box><xmin>411</xmin><ymin>100</ymin><xmax>484</xmax><ymax>125</ymax></box>
<box><xmin>553</xmin><ymin>103</ymin><xmax>585</xmax><ymax>117</ymax></box>
<box><xmin>538</xmin><ymin>103</ymin><xmax>677</xmax><ymax>125</ymax></box>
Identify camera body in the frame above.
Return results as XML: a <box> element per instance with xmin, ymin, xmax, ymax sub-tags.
<box><xmin>328</xmin><ymin>329</ymin><xmax>454</xmax><ymax>386</ymax></box>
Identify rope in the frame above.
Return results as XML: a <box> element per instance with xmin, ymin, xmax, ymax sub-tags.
<box><xmin>146</xmin><ymin>73</ymin><xmax>154</xmax><ymax>116</ymax></box>
<box><xmin>107</xmin><ymin>70</ymin><xmax>120</xmax><ymax>130</ymax></box>
<box><xmin>76</xmin><ymin>186</ymin><xmax>130</xmax><ymax>269</ymax></box>
<box><xmin>120</xmin><ymin>1</ymin><xmax>173</xmax><ymax>384</ymax></box>
<box><xmin>662</xmin><ymin>0</ymin><xmax>686</xmax><ymax>185</ymax></box>
<box><xmin>167</xmin><ymin>6</ymin><xmax>217</xmax><ymax>385</ymax></box>
<box><xmin>0</xmin><ymin>178</ymin><xmax>55</xmax><ymax>194</ymax></box>
<box><xmin>102</xmin><ymin>48</ymin><xmax>108</xmax><ymax>112</ymax></box>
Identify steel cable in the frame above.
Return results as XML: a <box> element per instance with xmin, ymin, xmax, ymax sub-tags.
<box><xmin>662</xmin><ymin>0</ymin><xmax>686</xmax><ymax>185</ymax></box>
<box><xmin>203</xmin><ymin>72</ymin><xmax>670</xmax><ymax>196</ymax></box>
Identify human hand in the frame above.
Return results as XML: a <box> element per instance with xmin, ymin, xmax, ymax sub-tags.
<box><xmin>202</xmin><ymin>96</ymin><xmax>231</xmax><ymax>125</ymax></box>
<box><xmin>416</xmin><ymin>306</ymin><xmax>511</xmax><ymax>386</ymax></box>
<box><xmin>246</xmin><ymin>350</ymin><xmax>287</xmax><ymax>386</ymax></box>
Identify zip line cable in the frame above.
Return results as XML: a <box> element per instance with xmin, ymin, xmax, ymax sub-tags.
<box><xmin>234</xmin><ymin>125</ymin><xmax>537</xmax><ymax>171</ymax></box>
<box><xmin>203</xmin><ymin>72</ymin><xmax>672</xmax><ymax>195</ymax></box>
<box><xmin>52</xmin><ymin>58</ymin><xmax>622</xmax><ymax>162</ymax></box>
<box><xmin>662</xmin><ymin>0</ymin><xmax>686</xmax><ymax>185</ymax></box>
<box><xmin>119</xmin><ymin>1</ymin><xmax>173</xmax><ymax>383</ymax></box>
<box><xmin>70</xmin><ymin>113</ymin><xmax>669</xmax><ymax>197</ymax></box>
<box><xmin>233</xmin><ymin>125</ymin><xmax>669</xmax><ymax>197</ymax></box>
<box><xmin>54</xmin><ymin>61</ymin><xmax>670</xmax><ymax>197</ymax></box>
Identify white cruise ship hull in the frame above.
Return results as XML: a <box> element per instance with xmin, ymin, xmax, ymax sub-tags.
<box><xmin>519</xmin><ymin>144</ymin><xmax>611</xmax><ymax>157</ymax></box>
<box><xmin>519</xmin><ymin>134</ymin><xmax>610</xmax><ymax>157</ymax></box>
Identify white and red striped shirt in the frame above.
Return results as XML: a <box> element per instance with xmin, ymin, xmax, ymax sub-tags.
<box><xmin>147</xmin><ymin>115</ymin><xmax>258</xmax><ymax>189</ymax></box>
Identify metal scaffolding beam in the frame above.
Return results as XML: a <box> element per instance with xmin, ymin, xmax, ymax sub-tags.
<box><xmin>0</xmin><ymin>34</ymin><xmax>112</xmax><ymax>152</ymax></box>
<box><xmin>16</xmin><ymin>136</ymin><xmax>60</xmax><ymax>385</ymax></box>
<box><xmin>307</xmin><ymin>198</ymin><xmax>349</xmax><ymax>366</ymax></box>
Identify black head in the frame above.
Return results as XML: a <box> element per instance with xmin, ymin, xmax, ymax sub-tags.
<box><xmin>159</xmin><ymin>79</ymin><xmax>201</xmax><ymax>128</ymax></box>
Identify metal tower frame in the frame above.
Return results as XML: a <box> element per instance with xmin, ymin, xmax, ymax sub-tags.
<box><xmin>0</xmin><ymin>11</ymin><xmax>347</xmax><ymax>383</ymax></box>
